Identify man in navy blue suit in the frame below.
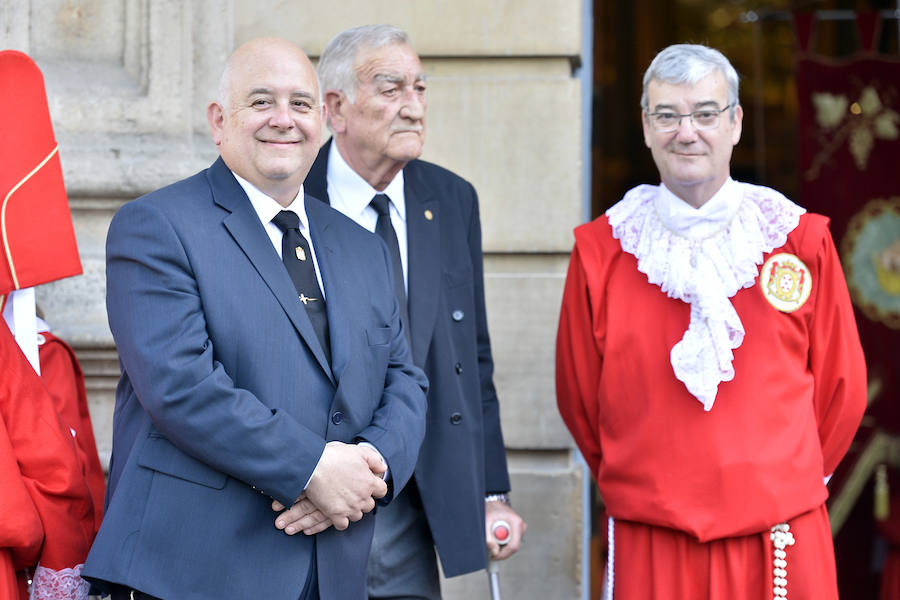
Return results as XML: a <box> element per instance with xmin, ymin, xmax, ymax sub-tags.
<box><xmin>299</xmin><ymin>24</ymin><xmax>526</xmax><ymax>600</ymax></box>
<box><xmin>82</xmin><ymin>37</ymin><xmax>427</xmax><ymax>600</ymax></box>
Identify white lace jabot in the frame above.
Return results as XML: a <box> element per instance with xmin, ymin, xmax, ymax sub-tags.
<box><xmin>607</xmin><ymin>179</ymin><xmax>805</xmax><ymax>411</ymax></box>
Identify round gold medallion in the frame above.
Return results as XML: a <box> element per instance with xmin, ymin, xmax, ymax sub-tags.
<box><xmin>760</xmin><ymin>253</ymin><xmax>812</xmax><ymax>312</ymax></box>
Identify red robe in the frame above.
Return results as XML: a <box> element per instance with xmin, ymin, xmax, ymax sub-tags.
<box><xmin>0</xmin><ymin>324</ymin><xmax>95</xmax><ymax>599</ymax></box>
<box><xmin>557</xmin><ymin>211</ymin><xmax>866</xmax><ymax>598</ymax></box>
<box><xmin>37</xmin><ymin>331</ymin><xmax>105</xmax><ymax>525</ymax></box>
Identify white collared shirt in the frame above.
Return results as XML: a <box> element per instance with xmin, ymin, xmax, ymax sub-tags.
<box><xmin>325</xmin><ymin>141</ymin><xmax>409</xmax><ymax>291</ymax></box>
<box><xmin>233</xmin><ymin>172</ymin><xmax>326</xmax><ymax>299</ymax></box>
<box><xmin>655</xmin><ymin>178</ymin><xmax>743</xmax><ymax>240</ymax></box>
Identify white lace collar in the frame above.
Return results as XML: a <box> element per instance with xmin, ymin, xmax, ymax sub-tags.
<box><xmin>607</xmin><ymin>179</ymin><xmax>805</xmax><ymax>411</ymax></box>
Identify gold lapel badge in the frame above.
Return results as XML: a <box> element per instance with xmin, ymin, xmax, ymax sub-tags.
<box><xmin>424</xmin><ymin>209</ymin><xmax>433</xmax><ymax>221</ymax></box>
<box><xmin>295</xmin><ymin>246</ymin><xmax>306</xmax><ymax>261</ymax></box>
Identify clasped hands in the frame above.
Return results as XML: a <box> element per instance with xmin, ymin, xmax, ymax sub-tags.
<box><xmin>272</xmin><ymin>440</ymin><xmax>387</xmax><ymax>536</ymax></box>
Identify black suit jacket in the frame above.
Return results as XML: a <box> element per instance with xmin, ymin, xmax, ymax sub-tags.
<box><xmin>306</xmin><ymin>140</ymin><xmax>510</xmax><ymax>576</ymax></box>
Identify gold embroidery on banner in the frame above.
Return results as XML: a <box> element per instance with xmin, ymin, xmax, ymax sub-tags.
<box><xmin>806</xmin><ymin>86</ymin><xmax>899</xmax><ymax>179</ymax></box>
<box><xmin>876</xmin><ymin>238</ymin><xmax>900</xmax><ymax>295</ymax></box>
<box><xmin>1</xmin><ymin>145</ymin><xmax>60</xmax><ymax>290</ymax></box>
<box><xmin>840</xmin><ymin>197</ymin><xmax>900</xmax><ymax>329</ymax></box>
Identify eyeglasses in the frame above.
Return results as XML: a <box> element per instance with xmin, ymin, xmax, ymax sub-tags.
<box><xmin>647</xmin><ymin>104</ymin><xmax>733</xmax><ymax>132</ymax></box>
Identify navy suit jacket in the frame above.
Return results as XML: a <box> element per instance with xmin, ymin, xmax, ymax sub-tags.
<box><xmin>83</xmin><ymin>157</ymin><xmax>427</xmax><ymax>600</ymax></box>
<box><xmin>305</xmin><ymin>140</ymin><xmax>510</xmax><ymax>576</ymax></box>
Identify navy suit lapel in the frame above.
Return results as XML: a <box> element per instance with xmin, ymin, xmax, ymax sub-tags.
<box><xmin>305</xmin><ymin>139</ymin><xmax>331</xmax><ymax>204</ymax></box>
<box><xmin>309</xmin><ymin>147</ymin><xmax>440</xmax><ymax>367</ymax></box>
<box><xmin>403</xmin><ymin>162</ymin><xmax>441</xmax><ymax>366</ymax></box>
<box><xmin>208</xmin><ymin>159</ymin><xmax>334</xmax><ymax>383</ymax></box>
<box><xmin>305</xmin><ymin>195</ymin><xmax>352</xmax><ymax>382</ymax></box>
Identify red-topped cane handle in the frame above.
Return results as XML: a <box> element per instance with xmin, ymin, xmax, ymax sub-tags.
<box><xmin>491</xmin><ymin>519</ymin><xmax>511</xmax><ymax>546</ymax></box>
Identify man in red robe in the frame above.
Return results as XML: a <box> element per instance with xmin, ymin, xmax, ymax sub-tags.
<box><xmin>556</xmin><ymin>44</ymin><xmax>867</xmax><ymax>599</ymax></box>
<box><xmin>0</xmin><ymin>321</ymin><xmax>96</xmax><ymax>600</ymax></box>
<box><xmin>0</xmin><ymin>48</ymin><xmax>100</xmax><ymax>600</ymax></box>
<box><xmin>2</xmin><ymin>298</ymin><xmax>106</xmax><ymax>528</ymax></box>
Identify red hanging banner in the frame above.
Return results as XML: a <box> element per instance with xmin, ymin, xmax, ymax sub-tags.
<box><xmin>793</xmin><ymin>11</ymin><xmax>816</xmax><ymax>54</ymax></box>
<box><xmin>855</xmin><ymin>11</ymin><xmax>882</xmax><ymax>54</ymax></box>
<box><xmin>795</xmin><ymin>14</ymin><xmax>900</xmax><ymax>421</ymax></box>
<box><xmin>795</xmin><ymin>11</ymin><xmax>900</xmax><ymax>599</ymax></box>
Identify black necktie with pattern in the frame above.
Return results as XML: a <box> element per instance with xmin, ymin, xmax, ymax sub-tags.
<box><xmin>370</xmin><ymin>194</ymin><xmax>410</xmax><ymax>341</ymax></box>
<box><xmin>271</xmin><ymin>210</ymin><xmax>330</xmax><ymax>363</ymax></box>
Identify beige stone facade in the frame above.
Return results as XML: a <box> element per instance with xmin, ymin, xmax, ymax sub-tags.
<box><xmin>3</xmin><ymin>1</ymin><xmax>587</xmax><ymax>597</ymax></box>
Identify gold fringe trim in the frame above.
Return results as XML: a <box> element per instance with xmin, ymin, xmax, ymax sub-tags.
<box><xmin>829</xmin><ymin>430</ymin><xmax>900</xmax><ymax>536</ymax></box>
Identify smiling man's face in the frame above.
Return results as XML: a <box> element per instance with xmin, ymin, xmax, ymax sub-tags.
<box><xmin>208</xmin><ymin>38</ymin><xmax>323</xmax><ymax>205</ymax></box>
<box><xmin>642</xmin><ymin>70</ymin><xmax>743</xmax><ymax>207</ymax></box>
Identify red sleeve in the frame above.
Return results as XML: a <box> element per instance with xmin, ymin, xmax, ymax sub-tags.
<box><xmin>38</xmin><ymin>333</ymin><xmax>105</xmax><ymax>527</ymax></box>
<box><xmin>0</xmin><ymin>411</ymin><xmax>44</xmax><ymax>570</ymax></box>
<box><xmin>556</xmin><ymin>222</ymin><xmax>610</xmax><ymax>479</ymax></box>
<box><xmin>805</xmin><ymin>218</ymin><xmax>867</xmax><ymax>476</ymax></box>
<box><xmin>0</xmin><ymin>325</ymin><xmax>95</xmax><ymax>574</ymax></box>
<box><xmin>1</xmin><ymin>548</ymin><xmax>26</xmax><ymax>600</ymax></box>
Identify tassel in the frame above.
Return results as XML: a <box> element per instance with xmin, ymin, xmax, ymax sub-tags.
<box><xmin>874</xmin><ymin>464</ymin><xmax>890</xmax><ymax>521</ymax></box>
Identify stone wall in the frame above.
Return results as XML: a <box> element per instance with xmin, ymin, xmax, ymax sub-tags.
<box><xmin>1</xmin><ymin>0</ymin><xmax>230</xmax><ymax>464</ymax></box>
<box><xmin>2</xmin><ymin>1</ymin><xmax>587</xmax><ymax>597</ymax></box>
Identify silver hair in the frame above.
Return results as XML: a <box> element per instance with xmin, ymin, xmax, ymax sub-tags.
<box><xmin>317</xmin><ymin>24</ymin><xmax>411</xmax><ymax>104</ymax></box>
<box><xmin>641</xmin><ymin>44</ymin><xmax>740</xmax><ymax>118</ymax></box>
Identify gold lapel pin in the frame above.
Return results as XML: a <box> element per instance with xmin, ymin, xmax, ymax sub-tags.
<box><xmin>295</xmin><ymin>246</ymin><xmax>306</xmax><ymax>261</ymax></box>
<box><xmin>424</xmin><ymin>209</ymin><xmax>433</xmax><ymax>221</ymax></box>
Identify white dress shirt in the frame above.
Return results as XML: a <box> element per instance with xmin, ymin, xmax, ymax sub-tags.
<box><xmin>233</xmin><ymin>172</ymin><xmax>327</xmax><ymax>299</ymax></box>
<box><xmin>325</xmin><ymin>142</ymin><xmax>409</xmax><ymax>291</ymax></box>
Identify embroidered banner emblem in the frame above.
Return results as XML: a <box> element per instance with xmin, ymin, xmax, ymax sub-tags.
<box><xmin>761</xmin><ymin>253</ymin><xmax>812</xmax><ymax>312</ymax></box>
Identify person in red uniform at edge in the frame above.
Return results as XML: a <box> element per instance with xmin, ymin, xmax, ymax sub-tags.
<box><xmin>34</xmin><ymin>325</ymin><xmax>105</xmax><ymax>527</ymax></box>
<box><xmin>0</xmin><ymin>321</ymin><xmax>96</xmax><ymax>600</ymax></box>
<box><xmin>556</xmin><ymin>44</ymin><xmax>867</xmax><ymax>600</ymax></box>
<box><xmin>0</xmin><ymin>48</ymin><xmax>102</xmax><ymax>600</ymax></box>
<box><xmin>0</xmin><ymin>301</ymin><xmax>106</xmax><ymax>530</ymax></box>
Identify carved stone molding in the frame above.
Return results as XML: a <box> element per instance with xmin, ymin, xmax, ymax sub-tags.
<box><xmin>2</xmin><ymin>0</ymin><xmax>232</xmax><ymax>196</ymax></box>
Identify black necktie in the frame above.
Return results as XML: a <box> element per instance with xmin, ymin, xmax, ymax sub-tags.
<box><xmin>370</xmin><ymin>194</ymin><xmax>410</xmax><ymax>339</ymax></box>
<box><xmin>271</xmin><ymin>210</ymin><xmax>331</xmax><ymax>363</ymax></box>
